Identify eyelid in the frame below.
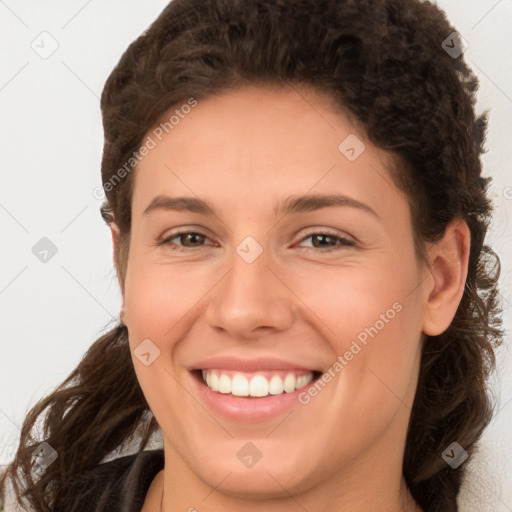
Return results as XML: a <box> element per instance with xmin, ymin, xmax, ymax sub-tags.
<box><xmin>158</xmin><ymin>228</ymin><xmax>216</xmax><ymax>249</ymax></box>
<box><xmin>295</xmin><ymin>227</ymin><xmax>355</xmax><ymax>246</ymax></box>
<box><xmin>159</xmin><ymin>226</ymin><xmax>356</xmax><ymax>253</ymax></box>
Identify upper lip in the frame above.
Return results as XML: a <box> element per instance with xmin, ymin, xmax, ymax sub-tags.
<box><xmin>191</xmin><ymin>356</ymin><xmax>319</xmax><ymax>373</ymax></box>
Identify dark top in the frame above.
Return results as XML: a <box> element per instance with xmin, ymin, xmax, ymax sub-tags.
<box><xmin>53</xmin><ymin>449</ymin><xmax>165</xmax><ymax>512</ymax></box>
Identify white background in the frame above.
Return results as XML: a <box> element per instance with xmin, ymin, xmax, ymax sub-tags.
<box><xmin>0</xmin><ymin>1</ymin><xmax>511</xmax><ymax>510</ymax></box>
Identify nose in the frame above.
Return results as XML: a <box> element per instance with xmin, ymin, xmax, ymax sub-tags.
<box><xmin>204</xmin><ymin>240</ymin><xmax>295</xmax><ymax>340</ymax></box>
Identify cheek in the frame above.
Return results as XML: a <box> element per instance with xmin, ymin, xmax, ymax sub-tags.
<box><xmin>122</xmin><ymin>259</ymin><xmax>220</xmax><ymax>409</ymax></box>
<box><xmin>122</xmin><ymin>258</ymin><xmax>205</xmax><ymax>431</ymax></box>
<box><xmin>286</xmin><ymin>256</ymin><xmax>423</xmax><ymax>407</ymax></box>
<box><xmin>123</xmin><ymin>257</ymin><xmax>212</xmax><ymax>341</ymax></box>
<box><xmin>285</xmin><ymin>254</ymin><xmax>421</xmax><ymax>348</ymax></box>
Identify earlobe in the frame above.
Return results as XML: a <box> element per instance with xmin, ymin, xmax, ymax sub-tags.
<box><xmin>422</xmin><ymin>218</ymin><xmax>471</xmax><ymax>336</ymax></box>
<box><xmin>110</xmin><ymin>222</ymin><xmax>120</xmax><ymax>258</ymax></box>
<box><xmin>109</xmin><ymin>222</ymin><xmax>122</xmax><ymax>281</ymax></box>
<box><xmin>120</xmin><ymin>301</ymin><xmax>127</xmax><ymax>325</ymax></box>
<box><xmin>109</xmin><ymin>222</ymin><xmax>127</xmax><ymax>323</ymax></box>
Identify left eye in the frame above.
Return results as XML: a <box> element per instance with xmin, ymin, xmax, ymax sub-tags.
<box><xmin>298</xmin><ymin>232</ymin><xmax>355</xmax><ymax>252</ymax></box>
<box><xmin>159</xmin><ymin>230</ymin><xmax>354</xmax><ymax>253</ymax></box>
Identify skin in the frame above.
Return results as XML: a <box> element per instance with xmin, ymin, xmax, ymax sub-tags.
<box><xmin>110</xmin><ymin>84</ymin><xmax>470</xmax><ymax>512</ymax></box>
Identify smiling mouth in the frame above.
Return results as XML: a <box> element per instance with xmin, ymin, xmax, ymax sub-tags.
<box><xmin>195</xmin><ymin>369</ymin><xmax>322</xmax><ymax>398</ymax></box>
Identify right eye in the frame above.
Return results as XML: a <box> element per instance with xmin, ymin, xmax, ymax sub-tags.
<box><xmin>159</xmin><ymin>230</ymin><xmax>214</xmax><ymax>252</ymax></box>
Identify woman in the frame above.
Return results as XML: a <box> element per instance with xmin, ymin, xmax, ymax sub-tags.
<box><xmin>1</xmin><ymin>0</ymin><xmax>503</xmax><ymax>511</ymax></box>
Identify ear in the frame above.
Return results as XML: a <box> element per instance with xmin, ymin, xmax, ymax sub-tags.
<box><xmin>109</xmin><ymin>222</ymin><xmax>127</xmax><ymax>324</ymax></box>
<box><xmin>422</xmin><ymin>218</ymin><xmax>471</xmax><ymax>336</ymax></box>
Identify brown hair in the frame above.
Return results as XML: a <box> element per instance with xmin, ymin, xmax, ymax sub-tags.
<box><xmin>1</xmin><ymin>1</ymin><xmax>503</xmax><ymax>511</ymax></box>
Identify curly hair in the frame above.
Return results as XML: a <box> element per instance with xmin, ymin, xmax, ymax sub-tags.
<box><xmin>1</xmin><ymin>0</ymin><xmax>503</xmax><ymax>511</ymax></box>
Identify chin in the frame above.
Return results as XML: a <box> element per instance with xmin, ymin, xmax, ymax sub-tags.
<box><xmin>204</xmin><ymin>468</ymin><xmax>309</xmax><ymax>500</ymax></box>
<box><xmin>193</xmin><ymin>455</ymin><xmax>317</xmax><ymax>500</ymax></box>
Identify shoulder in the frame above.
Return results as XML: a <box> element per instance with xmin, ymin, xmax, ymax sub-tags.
<box><xmin>53</xmin><ymin>449</ymin><xmax>165</xmax><ymax>512</ymax></box>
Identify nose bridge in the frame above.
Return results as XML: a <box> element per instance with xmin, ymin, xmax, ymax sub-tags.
<box><xmin>205</xmin><ymin>235</ymin><xmax>294</xmax><ymax>337</ymax></box>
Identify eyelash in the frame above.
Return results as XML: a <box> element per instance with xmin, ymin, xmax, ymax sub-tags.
<box><xmin>158</xmin><ymin>229</ymin><xmax>355</xmax><ymax>253</ymax></box>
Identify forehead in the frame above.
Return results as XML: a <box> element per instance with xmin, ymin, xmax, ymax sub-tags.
<box><xmin>131</xmin><ymin>85</ymin><xmax>409</xmax><ymax>224</ymax></box>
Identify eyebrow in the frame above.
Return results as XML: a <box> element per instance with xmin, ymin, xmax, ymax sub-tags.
<box><xmin>143</xmin><ymin>193</ymin><xmax>379</xmax><ymax>219</ymax></box>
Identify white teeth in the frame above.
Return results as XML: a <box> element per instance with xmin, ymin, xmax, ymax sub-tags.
<box><xmin>218</xmin><ymin>374</ymin><xmax>231</xmax><ymax>394</ymax></box>
<box><xmin>249</xmin><ymin>375</ymin><xmax>269</xmax><ymax>397</ymax></box>
<box><xmin>201</xmin><ymin>370</ymin><xmax>314</xmax><ymax>397</ymax></box>
<box><xmin>283</xmin><ymin>374</ymin><xmax>296</xmax><ymax>393</ymax></box>
<box><xmin>231</xmin><ymin>373</ymin><xmax>249</xmax><ymax>397</ymax></box>
<box><xmin>296</xmin><ymin>375</ymin><xmax>309</xmax><ymax>388</ymax></box>
<box><xmin>210</xmin><ymin>372</ymin><xmax>219</xmax><ymax>392</ymax></box>
<box><xmin>268</xmin><ymin>375</ymin><xmax>284</xmax><ymax>395</ymax></box>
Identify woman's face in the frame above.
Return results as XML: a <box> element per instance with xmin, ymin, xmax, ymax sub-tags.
<box><xmin>121</xmin><ymin>85</ymin><xmax>431</xmax><ymax>500</ymax></box>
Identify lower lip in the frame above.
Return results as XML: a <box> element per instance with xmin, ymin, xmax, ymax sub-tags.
<box><xmin>191</xmin><ymin>371</ymin><xmax>317</xmax><ymax>422</ymax></box>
